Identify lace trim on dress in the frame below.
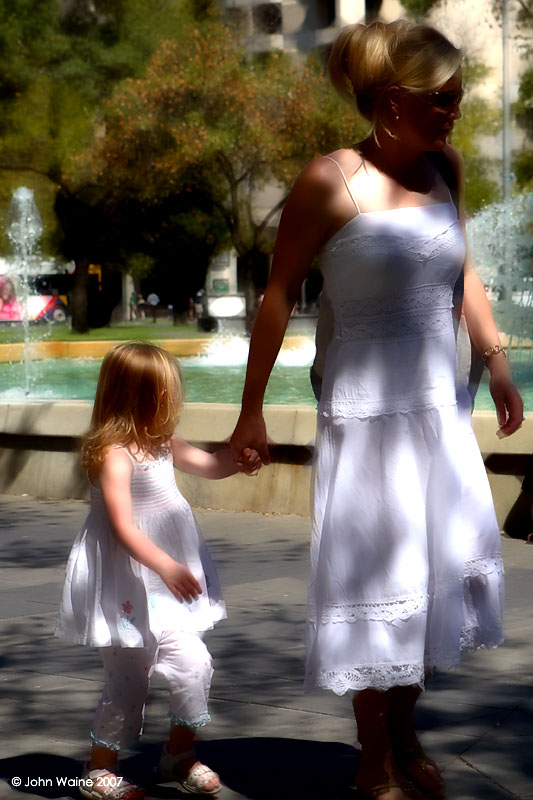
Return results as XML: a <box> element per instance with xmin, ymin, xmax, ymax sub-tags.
<box><xmin>465</xmin><ymin>554</ymin><xmax>504</xmax><ymax>578</ymax></box>
<box><xmin>335</xmin><ymin>284</ymin><xmax>453</xmax><ymax>343</ymax></box>
<box><xmin>337</xmin><ymin>309</ymin><xmax>452</xmax><ymax>343</ymax></box>
<box><xmin>311</xmin><ymin>663</ymin><xmax>426</xmax><ymax>695</ymax></box>
<box><xmin>170</xmin><ymin>713</ymin><xmax>211</xmax><ymax>729</ymax></box>
<box><xmin>308</xmin><ymin>592</ymin><xmax>428</xmax><ymax>624</ymax></box>
<box><xmin>311</xmin><ymin>617</ymin><xmax>504</xmax><ymax>694</ymax></box>
<box><xmin>309</xmin><ymin>557</ymin><xmax>504</xmax><ymax>626</ymax></box>
<box><xmin>328</xmin><ymin>220</ymin><xmax>463</xmax><ymax>261</ymax></box>
<box><xmin>319</xmin><ymin>393</ymin><xmax>457</xmax><ymax>420</ymax></box>
<box><xmin>340</xmin><ymin>283</ymin><xmax>452</xmax><ymax>318</ymax></box>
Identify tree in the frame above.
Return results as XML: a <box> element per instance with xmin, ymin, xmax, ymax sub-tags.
<box><xmin>77</xmin><ymin>10</ymin><xmax>366</xmax><ymax>321</ymax></box>
<box><xmin>510</xmin><ymin>2</ymin><xmax>533</xmax><ymax>189</ymax></box>
<box><xmin>0</xmin><ymin>0</ymin><xmax>220</xmax><ymax>330</ymax></box>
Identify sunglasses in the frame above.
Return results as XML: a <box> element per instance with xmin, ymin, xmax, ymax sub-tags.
<box><xmin>415</xmin><ymin>89</ymin><xmax>464</xmax><ymax>110</ymax></box>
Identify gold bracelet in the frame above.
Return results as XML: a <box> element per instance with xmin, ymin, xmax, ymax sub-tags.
<box><xmin>482</xmin><ymin>344</ymin><xmax>506</xmax><ymax>363</ymax></box>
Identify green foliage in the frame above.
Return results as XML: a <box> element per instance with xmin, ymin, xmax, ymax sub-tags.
<box><xmin>80</xmin><ymin>16</ymin><xmax>366</xmax><ymax>261</ymax></box>
<box><xmin>450</xmin><ymin>94</ymin><xmax>500</xmax><ymax>211</ymax></box>
<box><xmin>514</xmin><ymin>148</ymin><xmax>533</xmax><ymax>189</ymax></box>
<box><xmin>463</xmin><ymin>157</ymin><xmax>500</xmax><ymax>214</ymax></box>
<box><xmin>399</xmin><ymin>0</ymin><xmax>439</xmax><ymax>18</ymax></box>
<box><xmin>516</xmin><ymin>66</ymin><xmax>533</xmax><ymax>137</ymax></box>
<box><xmin>125</xmin><ymin>252</ymin><xmax>155</xmax><ymax>280</ymax></box>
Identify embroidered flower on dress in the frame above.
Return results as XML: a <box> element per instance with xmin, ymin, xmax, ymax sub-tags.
<box><xmin>120</xmin><ymin>600</ymin><xmax>136</xmax><ymax>629</ymax></box>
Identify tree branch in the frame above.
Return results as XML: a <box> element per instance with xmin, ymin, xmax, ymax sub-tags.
<box><xmin>516</xmin><ymin>0</ymin><xmax>533</xmax><ymax>20</ymax></box>
<box><xmin>257</xmin><ymin>194</ymin><xmax>288</xmax><ymax>234</ymax></box>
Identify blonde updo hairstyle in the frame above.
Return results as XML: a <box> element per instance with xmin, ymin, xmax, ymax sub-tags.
<box><xmin>328</xmin><ymin>19</ymin><xmax>462</xmax><ymax>137</ymax></box>
<box><xmin>81</xmin><ymin>341</ymin><xmax>184</xmax><ymax>473</ymax></box>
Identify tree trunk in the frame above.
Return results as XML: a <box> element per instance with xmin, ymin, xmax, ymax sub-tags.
<box><xmin>71</xmin><ymin>256</ymin><xmax>90</xmax><ymax>333</ymax></box>
<box><xmin>237</xmin><ymin>248</ymin><xmax>269</xmax><ymax>334</ymax></box>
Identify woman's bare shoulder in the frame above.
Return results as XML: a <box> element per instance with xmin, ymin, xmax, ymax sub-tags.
<box><xmin>291</xmin><ymin>149</ymin><xmax>364</xmax><ymax>204</ymax></box>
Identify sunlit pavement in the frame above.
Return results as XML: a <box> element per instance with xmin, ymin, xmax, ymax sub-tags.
<box><xmin>0</xmin><ymin>494</ymin><xmax>532</xmax><ymax>799</ymax></box>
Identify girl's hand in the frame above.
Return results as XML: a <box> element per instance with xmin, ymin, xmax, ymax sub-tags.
<box><xmin>490</xmin><ymin>372</ymin><xmax>524</xmax><ymax>438</ymax></box>
<box><xmin>230</xmin><ymin>411</ymin><xmax>270</xmax><ymax>466</ymax></box>
<box><xmin>236</xmin><ymin>447</ymin><xmax>262</xmax><ymax>476</ymax></box>
<box><xmin>160</xmin><ymin>561</ymin><xmax>202</xmax><ymax>603</ymax></box>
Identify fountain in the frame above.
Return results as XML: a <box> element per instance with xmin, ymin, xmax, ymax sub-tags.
<box><xmin>466</xmin><ymin>192</ymin><xmax>533</xmax><ymax>382</ymax></box>
<box><xmin>4</xmin><ymin>188</ymin><xmax>43</xmax><ymax>395</ymax></box>
<box><xmin>0</xmin><ymin>191</ymin><xmax>532</xmax><ymax>411</ymax></box>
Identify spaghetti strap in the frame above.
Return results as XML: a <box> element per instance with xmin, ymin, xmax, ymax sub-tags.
<box><xmin>322</xmin><ymin>155</ymin><xmax>362</xmax><ymax>215</ymax></box>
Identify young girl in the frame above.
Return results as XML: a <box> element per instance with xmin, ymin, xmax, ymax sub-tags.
<box><xmin>56</xmin><ymin>342</ymin><xmax>260</xmax><ymax>799</ymax></box>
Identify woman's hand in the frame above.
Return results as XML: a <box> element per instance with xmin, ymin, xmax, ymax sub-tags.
<box><xmin>159</xmin><ymin>561</ymin><xmax>202</xmax><ymax>603</ymax></box>
<box><xmin>489</xmin><ymin>370</ymin><xmax>524</xmax><ymax>438</ymax></box>
<box><xmin>230</xmin><ymin>411</ymin><xmax>270</xmax><ymax>466</ymax></box>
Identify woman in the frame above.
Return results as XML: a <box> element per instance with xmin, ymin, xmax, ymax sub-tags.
<box><xmin>230</xmin><ymin>19</ymin><xmax>523</xmax><ymax>800</ymax></box>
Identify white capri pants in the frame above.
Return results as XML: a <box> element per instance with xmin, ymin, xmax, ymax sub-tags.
<box><xmin>91</xmin><ymin>630</ymin><xmax>213</xmax><ymax>750</ymax></box>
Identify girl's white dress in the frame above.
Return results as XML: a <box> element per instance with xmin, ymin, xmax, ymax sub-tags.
<box><xmin>56</xmin><ymin>448</ymin><xmax>226</xmax><ymax>649</ymax></box>
<box><xmin>305</xmin><ymin>200</ymin><xmax>504</xmax><ymax>695</ymax></box>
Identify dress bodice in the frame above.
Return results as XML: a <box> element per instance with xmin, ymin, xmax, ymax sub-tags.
<box><xmin>318</xmin><ymin>202</ymin><xmax>466</xmax><ymax>419</ymax></box>
<box><xmin>89</xmin><ymin>448</ymin><xmax>183</xmax><ymax>514</ymax></box>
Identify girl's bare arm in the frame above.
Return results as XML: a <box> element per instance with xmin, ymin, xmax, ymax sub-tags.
<box><xmin>170</xmin><ymin>435</ymin><xmax>261</xmax><ymax>478</ymax></box>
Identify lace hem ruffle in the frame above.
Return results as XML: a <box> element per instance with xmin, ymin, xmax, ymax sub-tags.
<box><xmin>308</xmin><ymin>626</ymin><xmax>504</xmax><ymax>695</ymax></box>
<box><xmin>308</xmin><ymin>662</ymin><xmax>426</xmax><ymax>695</ymax></box>
<box><xmin>169</xmin><ymin>713</ymin><xmax>211</xmax><ymax>729</ymax></box>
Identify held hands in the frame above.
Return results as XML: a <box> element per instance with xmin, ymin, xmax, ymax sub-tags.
<box><xmin>159</xmin><ymin>561</ymin><xmax>202</xmax><ymax>604</ymax></box>
<box><xmin>236</xmin><ymin>447</ymin><xmax>262</xmax><ymax>476</ymax></box>
<box><xmin>230</xmin><ymin>411</ymin><xmax>271</xmax><ymax>467</ymax></box>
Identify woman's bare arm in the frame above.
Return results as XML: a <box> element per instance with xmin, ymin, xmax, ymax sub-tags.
<box><xmin>446</xmin><ymin>144</ymin><xmax>523</xmax><ymax>435</ymax></box>
<box><xmin>230</xmin><ymin>158</ymin><xmax>341</xmax><ymax>463</ymax></box>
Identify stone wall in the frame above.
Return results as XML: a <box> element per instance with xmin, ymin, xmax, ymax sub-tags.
<box><xmin>0</xmin><ymin>400</ymin><xmax>530</xmax><ymax>527</ymax></box>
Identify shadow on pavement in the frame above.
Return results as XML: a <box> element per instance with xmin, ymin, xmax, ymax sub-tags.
<box><xmin>0</xmin><ymin>739</ymin><xmax>360</xmax><ymax>800</ymax></box>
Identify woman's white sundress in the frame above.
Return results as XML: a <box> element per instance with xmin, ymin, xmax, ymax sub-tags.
<box><xmin>56</xmin><ymin>447</ymin><xmax>226</xmax><ymax>650</ymax></box>
<box><xmin>305</xmin><ymin>160</ymin><xmax>504</xmax><ymax>696</ymax></box>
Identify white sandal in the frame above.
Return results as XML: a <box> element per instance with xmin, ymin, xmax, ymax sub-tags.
<box><xmin>80</xmin><ymin>764</ymin><xmax>145</xmax><ymax>800</ymax></box>
<box><xmin>159</xmin><ymin>747</ymin><xmax>220</xmax><ymax>796</ymax></box>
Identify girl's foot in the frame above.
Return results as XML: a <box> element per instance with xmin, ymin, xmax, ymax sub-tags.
<box><xmin>80</xmin><ymin>764</ymin><xmax>145</xmax><ymax>800</ymax></box>
<box><xmin>159</xmin><ymin>746</ymin><xmax>220</xmax><ymax>795</ymax></box>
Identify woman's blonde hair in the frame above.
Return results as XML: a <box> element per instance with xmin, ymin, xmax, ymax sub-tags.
<box><xmin>81</xmin><ymin>341</ymin><xmax>184</xmax><ymax>472</ymax></box>
<box><xmin>328</xmin><ymin>19</ymin><xmax>462</xmax><ymax>129</ymax></box>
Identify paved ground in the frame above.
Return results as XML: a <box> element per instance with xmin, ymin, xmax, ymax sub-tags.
<box><xmin>0</xmin><ymin>493</ymin><xmax>532</xmax><ymax>800</ymax></box>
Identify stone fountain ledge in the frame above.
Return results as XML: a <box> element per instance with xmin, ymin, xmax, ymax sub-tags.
<box><xmin>0</xmin><ymin>335</ymin><xmax>312</xmax><ymax>362</ymax></box>
<box><xmin>0</xmin><ymin>398</ymin><xmax>531</xmax><ymax>524</ymax></box>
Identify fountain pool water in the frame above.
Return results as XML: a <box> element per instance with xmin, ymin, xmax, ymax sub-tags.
<box><xmin>1</xmin><ymin>337</ymin><xmax>531</xmax><ymax>410</ymax></box>
<box><xmin>1</xmin><ymin>190</ymin><xmax>531</xmax><ymax>412</ymax></box>
<box><xmin>0</xmin><ymin>338</ymin><xmax>317</xmax><ymax>405</ymax></box>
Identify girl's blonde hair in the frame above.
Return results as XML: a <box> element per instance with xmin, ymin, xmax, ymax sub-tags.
<box><xmin>81</xmin><ymin>342</ymin><xmax>184</xmax><ymax>472</ymax></box>
<box><xmin>328</xmin><ymin>19</ymin><xmax>462</xmax><ymax>130</ymax></box>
